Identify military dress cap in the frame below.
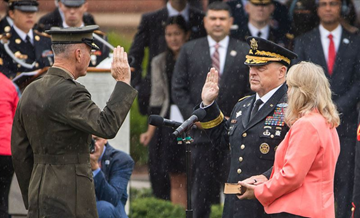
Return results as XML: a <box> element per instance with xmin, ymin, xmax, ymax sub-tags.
<box><xmin>244</xmin><ymin>37</ymin><xmax>297</xmax><ymax>66</ymax></box>
<box><xmin>7</xmin><ymin>0</ymin><xmax>39</xmax><ymax>12</ymax></box>
<box><xmin>60</xmin><ymin>0</ymin><xmax>85</xmax><ymax>7</ymax></box>
<box><xmin>46</xmin><ymin>25</ymin><xmax>100</xmax><ymax>50</ymax></box>
<box><xmin>248</xmin><ymin>0</ymin><xmax>272</xmax><ymax>6</ymax></box>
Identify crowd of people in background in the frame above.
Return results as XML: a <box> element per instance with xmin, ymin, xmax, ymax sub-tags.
<box><xmin>1</xmin><ymin>0</ymin><xmax>360</xmax><ymax>217</ymax></box>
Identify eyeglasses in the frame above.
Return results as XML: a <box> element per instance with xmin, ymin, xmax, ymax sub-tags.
<box><xmin>318</xmin><ymin>1</ymin><xmax>341</xmax><ymax>7</ymax></box>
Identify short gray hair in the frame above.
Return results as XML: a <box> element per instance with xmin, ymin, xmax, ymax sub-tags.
<box><xmin>51</xmin><ymin>44</ymin><xmax>75</xmax><ymax>56</ymax></box>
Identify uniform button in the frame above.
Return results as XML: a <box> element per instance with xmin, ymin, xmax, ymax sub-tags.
<box><xmin>239</xmin><ymin>157</ymin><xmax>243</xmax><ymax>162</ymax></box>
<box><xmin>271</xmin><ymin>134</ymin><xmax>274</xmax><ymax>138</ymax></box>
<box><xmin>242</xmin><ymin>132</ymin><xmax>247</xmax><ymax>137</ymax></box>
<box><xmin>240</xmin><ymin>144</ymin><xmax>245</xmax><ymax>150</ymax></box>
<box><xmin>237</xmin><ymin>169</ymin><xmax>242</xmax><ymax>174</ymax></box>
<box><xmin>352</xmin><ymin>207</ymin><xmax>355</xmax><ymax>212</ymax></box>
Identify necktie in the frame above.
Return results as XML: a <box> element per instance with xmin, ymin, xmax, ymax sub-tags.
<box><xmin>257</xmin><ymin>31</ymin><xmax>262</xmax><ymax>38</ymax></box>
<box><xmin>212</xmin><ymin>43</ymin><xmax>220</xmax><ymax>77</ymax></box>
<box><xmin>250</xmin><ymin>99</ymin><xmax>263</xmax><ymax>121</ymax></box>
<box><xmin>25</xmin><ymin>35</ymin><xmax>33</xmax><ymax>47</ymax></box>
<box><xmin>327</xmin><ymin>34</ymin><xmax>336</xmax><ymax>75</ymax></box>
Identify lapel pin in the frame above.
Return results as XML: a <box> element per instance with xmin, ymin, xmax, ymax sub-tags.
<box><xmin>105</xmin><ymin>160</ymin><xmax>110</xmax><ymax>165</ymax></box>
<box><xmin>343</xmin><ymin>38</ymin><xmax>349</xmax><ymax>44</ymax></box>
<box><xmin>236</xmin><ymin>3</ymin><xmax>242</xmax><ymax>8</ymax></box>
<box><xmin>270</xmin><ymin>104</ymin><xmax>273</xmax><ymax>107</ymax></box>
<box><xmin>230</xmin><ymin>50</ymin><xmax>237</xmax><ymax>56</ymax></box>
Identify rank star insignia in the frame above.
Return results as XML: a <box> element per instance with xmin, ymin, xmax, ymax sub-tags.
<box><xmin>236</xmin><ymin>111</ymin><xmax>242</xmax><ymax>118</ymax></box>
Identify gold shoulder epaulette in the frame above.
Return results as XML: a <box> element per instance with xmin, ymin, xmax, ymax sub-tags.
<box><xmin>94</xmin><ymin>30</ymin><xmax>106</xmax><ymax>36</ymax></box>
<box><xmin>238</xmin><ymin>95</ymin><xmax>250</xmax><ymax>102</ymax></box>
<box><xmin>34</xmin><ymin>30</ymin><xmax>50</xmax><ymax>38</ymax></box>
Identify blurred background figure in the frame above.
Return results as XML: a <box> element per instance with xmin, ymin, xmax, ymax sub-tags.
<box><xmin>0</xmin><ymin>0</ymin><xmax>13</xmax><ymax>33</ymax></box>
<box><xmin>227</xmin><ymin>0</ymin><xmax>291</xmax><ymax>43</ymax></box>
<box><xmin>90</xmin><ymin>135</ymin><xmax>134</xmax><ymax>218</ymax></box>
<box><xmin>140</xmin><ymin>15</ymin><xmax>189</xmax><ymax>208</ymax></box>
<box><xmin>293</xmin><ymin>0</ymin><xmax>360</xmax><ymax>216</ymax></box>
<box><xmin>0</xmin><ymin>0</ymin><xmax>53</xmax><ymax>79</ymax></box>
<box><xmin>129</xmin><ymin>0</ymin><xmax>206</xmax><ymax>117</ymax></box>
<box><xmin>129</xmin><ymin>0</ymin><xmax>206</xmax><ymax>201</ymax></box>
<box><xmin>35</xmin><ymin>0</ymin><xmax>109</xmax><ymax>67</ymax></box>
<box><xmin>36</xmin><ymin>0</ymin><xmax>96</xmax><ymax>32</ymax></box>
<box><xmin>0</xmin><ymin>73</ymin><xmax>19</xmax><ymax>218</ymax></box>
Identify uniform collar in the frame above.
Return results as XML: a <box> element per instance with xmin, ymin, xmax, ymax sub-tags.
<box><xmin>248</xmin><ymin>22</ymin><xmax>269</xmax><ymax>40</ymax></box>
<box><xmin>51</xmin><ymin>66</ymin><xmax>75</xmax><ymax>79</ymax></box>
<box><xmin>166</xmin><ymin>2</ymin><xmax>189</xmax><ymax>22</ymax></box>
<box><xmin>255</xmin><ymin>84</ymin><xmax>283</xmax><ymax>106</ymax></box>
<box><xmin>13</xmin><ymin>25</ymin><xmax>34</xmax><ymax>45</ymax></box>
<box><xmin>6</xmin><ymin>16</ymin><xmax>14</xmax><ymax>27</ymax></box>
<box><xmin>62</xmin><ymin>21</ymin><xmax>85</xmax><ymax>28</ymax></box>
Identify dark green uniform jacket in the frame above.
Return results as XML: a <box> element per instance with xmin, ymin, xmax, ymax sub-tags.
<box><xmin>11</xmin><ymin>67</ymin><xmax>137</xmax><ymax>218</ymax></box>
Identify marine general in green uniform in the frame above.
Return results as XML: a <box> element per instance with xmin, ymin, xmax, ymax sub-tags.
<box><xmin>11</xmin><ymin>25</ymin><xmax>137</xmax><ymax>218</ymax></box>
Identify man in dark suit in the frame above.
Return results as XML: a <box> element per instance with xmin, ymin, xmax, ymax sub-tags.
<box><xmin>198</xmin><ymin>37</ymin><xmax>297</xmax><ymax>218</ymax></box>
<box><xmin>36</xmin><ymin>0</ymin><xmax>96</xmax><ymax>32</ymax></box>
<box><xmin>11</xmin><ymin>26</ymin><xmax>137</xmax><ymax>217</ymax></box>
<box><xmin>128</xmin><ymin>0</ymin><xmax>206</xmax><ymax>201</ymax></box>
<box><xmin>90</xmin><ymin>136</ymin><xmax>134</xmax><ymax>218</ymax></box>
<box><xmin>293</xmin><ymin>0</ymin><xmax>360</xmax><ymax>216</ymax></box>
<box><xmin>128</xmin><ymin>0</ymin><xmax>206</xmax><ymax>116</ymax></box>
<box><xmin>0</xmin><ymin>0</ymin><xmax>53</xmax><ymax>79</ymax></box>
<box><xmin>227</xmin><ymin>0</ymin><xmax>291</xmax><ymax>43</ymax></box>
<box><xmin>172</xmin><ymin>2</ymin><xmax>251</xmax><ymax>217</ymax></box>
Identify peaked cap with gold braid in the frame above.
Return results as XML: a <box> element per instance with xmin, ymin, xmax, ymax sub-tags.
<box><xmin>244</xmin><ymin>37</ymin><xmax>297</xmax><ymax>67</ymax></box>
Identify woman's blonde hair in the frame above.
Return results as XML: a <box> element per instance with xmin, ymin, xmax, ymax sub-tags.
<box><xmin>285</xmin><ymin>61</ymin><xmax>340</xmax><ymax>128</ymax></box>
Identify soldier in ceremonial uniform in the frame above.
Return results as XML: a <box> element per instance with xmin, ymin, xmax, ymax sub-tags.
<box><xmin>11</xmin><ymin>25</ymin><xmax>137</xmax><ymax>218</ymax></box>
<box><xmin>231</xmin><ymin>0</ymin><xmax>292</xmax><ymax>48</ymax></box>
<box><xmin>198</xmin><ymin>37</ymin><xmax>297</xmax><ymax>218</ymax></box>
<box><xmin>0</xmin><ymin>0</ymin><xmax>14</xmax><ymax>34</ymax></box>
<box><xmin>0</xmin><ymin>0</ymin><xmax>53</xmax><ymax>79</ymax></box>
<box><xmin>36</xmin><ymin>0</ymin><xmax>96</xmax><ymax>32</ymax></box>
<box><xmin>37</xmin><ymin>0</ymin><xmax>109</xmax><ymax>67</ymax></box>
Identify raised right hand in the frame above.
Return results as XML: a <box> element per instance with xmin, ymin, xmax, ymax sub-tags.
<box><xmin>111</xmin><ymin>46</ymin><xmax>131</xmax><ymax>84</ymax></box>
<box><xmin>201</xmin><ymin>68</ymin><xmax>219</xmax><ymax>106</ymax></box>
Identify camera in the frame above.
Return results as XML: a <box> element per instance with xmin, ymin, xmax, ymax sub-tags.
<box><xmin>89</xmin><ymin>138</ymin><xmax>96</xmax><ymax>154</ymax></box>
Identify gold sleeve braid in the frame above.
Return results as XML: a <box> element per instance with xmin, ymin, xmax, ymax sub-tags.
<box><xmin>201</xmin><ymin>112</ymin><xmax>225</xmax><ymax>129</ymax></box>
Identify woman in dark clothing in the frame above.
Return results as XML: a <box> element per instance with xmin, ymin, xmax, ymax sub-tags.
<box><xmin>140</xmin><ymin>15</ymin><xmax>190</xmax><ymax>207</ymax></box>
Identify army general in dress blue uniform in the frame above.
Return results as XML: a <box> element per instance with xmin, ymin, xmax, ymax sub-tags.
<box><xmin>198</xmin><ymin>37</ymin><xmax>297</xmax><ymax>218</ymax></box>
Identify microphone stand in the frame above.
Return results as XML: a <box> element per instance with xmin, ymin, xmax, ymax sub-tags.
<box><xmin>176</xmin><ymin>132</ymin><xmax>193</xmax><ymax>218</ymax></box>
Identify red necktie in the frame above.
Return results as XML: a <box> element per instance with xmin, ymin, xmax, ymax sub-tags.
<box><xmin>212</xmin><ymin>43</ymin><xmax>220</xmax><ymax>77</ymax></box>
<box><xmin>327</xmin><ymin>34</ymin><xmax>336</xmax><ymax>75</ymax></box>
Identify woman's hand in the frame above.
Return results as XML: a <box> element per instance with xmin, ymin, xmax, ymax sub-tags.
<box><xmin>201</xmin><ymin>68</ymin><xmax>219</xmax><ymax>106</ymax></box>
<box><xmin>140</xmin><ymin>125</ymin><xmax>156</xmax><ymax>146</ymax></box>
<box><xmin>237</xmin><ymin>181</ymin><xmax>256</xmax><ymax>200</ymax></box>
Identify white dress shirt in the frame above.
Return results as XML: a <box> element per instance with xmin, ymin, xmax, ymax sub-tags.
<box><xmin>207</xmin><ymin>35</ymin><xmax>230</xmax><ymax>75</ymax></box>
<box><xmin>6</xmin><ymin>16</ymin><xmax>14</xmax><ymax>27</ymax></box>
<box><xmin>248</xmin><ymin>23</ymin><xmax>270</xmax><ymax>40</ymax></box>
<box><xmin>166</xmin><ymin>2</ymin><xmax>189</xmax><ymax>22</ymax></box>
<box><xmin>62</xmin><ymin>20</ymin><xmax>85</xmax><ymax>28</ymax></box>
<box><xmin>319</xmin><ymin>24</ymin><xmax>342</xmax><ymax>62</ymax></box>
<box><xmin>13</xmin><ymin>25</ymin><xmax>34</xmax><ymax>45</ymax></box>
<box><xmin>254</xmin><ymin>84</ymin><xmax>283</xmax><ymax>110</ymax></box>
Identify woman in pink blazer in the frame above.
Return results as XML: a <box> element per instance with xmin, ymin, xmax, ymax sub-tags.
<box><xmin>239</xmin><ymin>61</ymin><xmax>341</xmax><ymax>218</ymax></box>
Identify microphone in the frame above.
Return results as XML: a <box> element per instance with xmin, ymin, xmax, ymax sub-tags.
<box><xmin>148</xmin><ymin>115</ymin><xmax>182</xmax><ymax>129</ymax></box>
<box><xmin>173</xmin><ymin>108</ymin><xmax>206</xmax><ymax>136</ymax></box>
